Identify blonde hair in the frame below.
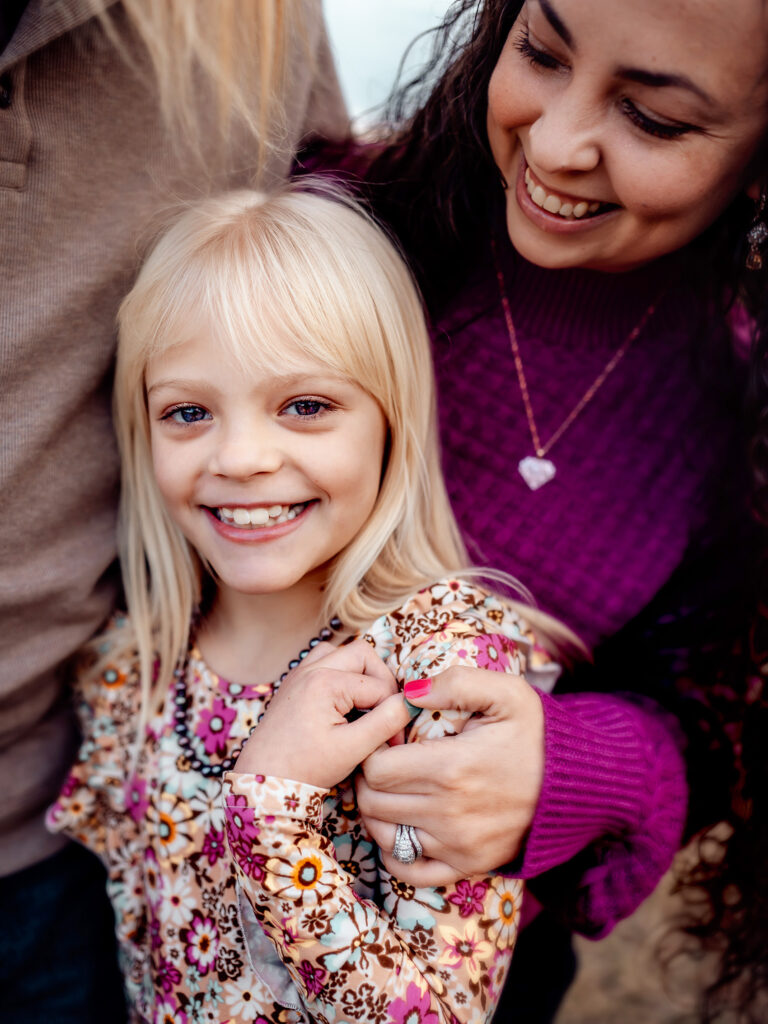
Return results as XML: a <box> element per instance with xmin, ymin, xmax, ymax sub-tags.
<box><xmin>88</xmin><ymin>0</ymin><xmax>308</xmax><ymax>182</ymax></box>
<box><xmin>114</xmin><ymin>183</ymin><xmax>583</xmax><ymax>723</ymax></box>
<box><xmin>115</xmin><ymin>183</ymin><xmax>471</xmax><ymax>707</ymax></box>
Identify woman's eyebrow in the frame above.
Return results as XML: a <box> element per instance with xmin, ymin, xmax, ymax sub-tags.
<box><xmin>616</xmin><ymin>67</ymin><xmax>715</xmax><ymax>107</ymax></box>
<box><xmin>538</xmin><ymin>0</ymin><xmax>573</xmax><ymax>49</ymax></box>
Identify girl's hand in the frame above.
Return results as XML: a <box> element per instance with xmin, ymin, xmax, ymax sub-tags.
<box><xmin>356</xmin><ymin>667</ymin><xmax>544</xmax><ymax>886</ymax></box>
<box><xmin>235</xmin><ymin>639</ymin><xmax>413</xmax><ymax>789</ymax></box>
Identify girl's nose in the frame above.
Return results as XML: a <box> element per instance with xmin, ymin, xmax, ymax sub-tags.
<box><xmin>527</xmin><ymin>86</ymin><xmax>601</xmax><ymax>176</ymax></box>
<box><xmin>209</xmin><ymin>423</ymin><xmax>284</xmax><ymax>479</ymax></box>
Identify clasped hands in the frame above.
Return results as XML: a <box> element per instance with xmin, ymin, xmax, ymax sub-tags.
<box><xmin>236</xmin><ymin>639</ymin><xmax>544</xmax><ymax>884</ymax></box>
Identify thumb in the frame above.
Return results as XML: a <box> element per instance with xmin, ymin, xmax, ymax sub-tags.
<box><xmin>402</xmin><ymin>665</ymin><xmax>523</xmax><ymax>718</ymax></box>
<box><xmin>341</xmin><ymin>692</ymin><xmax>413</xmax><ymax>760</ymax></box>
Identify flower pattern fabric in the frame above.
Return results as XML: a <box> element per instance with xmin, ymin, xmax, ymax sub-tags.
<box><xmin>47</xmin><ymin>581</ymin><xmax>545</xmax><ymax>1023</ymax></box>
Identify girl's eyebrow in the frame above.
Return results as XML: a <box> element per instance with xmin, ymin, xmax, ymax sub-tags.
<box><xmin>147</xmin><ymin>378</ymin><xmax>204</xmax><ymax>395</ymax></box>
<box><xmin>147</xmin><ymin>371</ymin><xmax>351</xmax><ymax>395</ymax></box>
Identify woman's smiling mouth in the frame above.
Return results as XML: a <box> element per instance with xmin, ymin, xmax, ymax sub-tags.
<box><xmin>523</xmin><ymin>165</ymin><xmax>617</xmax><ymax>220</ymax></box>
<box><xmin>513</xmin><ymin>159</ymin><xmax>620</xmax><ymax>236</ymax></box>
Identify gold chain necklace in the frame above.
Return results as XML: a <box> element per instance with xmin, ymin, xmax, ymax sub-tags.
<box><xmin>491</xmin><ymin>239</ymin><xmax>663</xmax><ymax>491</ymax></box>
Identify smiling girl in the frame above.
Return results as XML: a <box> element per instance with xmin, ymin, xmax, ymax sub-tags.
<box><xmin>45</xmin><ymin>185</ymin><xmax>574</xmax><ymax>1024</ymax></box>
<box><xmin>302</xmin><ymin>0</ymin><xmax>768</xmax><ymax>1018</ymax></box>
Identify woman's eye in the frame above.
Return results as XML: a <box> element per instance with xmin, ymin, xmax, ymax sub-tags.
<box><xmin>163</xmin><ymin>404</ymin><xmax>210</xmax><ymax>425</ymax></box>
<box><xmin>620</xmin><ymin>98</ymin><xmax>696</xmax><ymax>140</ymax></box>
<box><xmin>514</xmin><ymin>29</ymin><xmax>564</xmax><ymax>72</ymax></box>
<box><xmin>282</xmin><ymin>398</ymin><xmax>331</xmax><ymax>418</ymax></box>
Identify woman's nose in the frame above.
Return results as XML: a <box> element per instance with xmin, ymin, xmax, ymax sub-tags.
<box><xmin>527</xmin><ymin>85</ymin><xmax>602</xmax><ymax>176</ymax></box>
<box><xmin>209</xmin><ymin>422</ymin><xmax>284</xmax><ymax>479</ymax></box>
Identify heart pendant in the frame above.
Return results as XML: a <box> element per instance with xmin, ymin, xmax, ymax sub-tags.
<box><xmin>518</xmin><ymin>456</ymin><xmax>556</xmax><ymax>491</ymax></box>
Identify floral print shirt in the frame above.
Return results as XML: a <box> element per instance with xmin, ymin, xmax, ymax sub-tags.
<box><xmin>47</xmin><ymin>580</ymin><xmax>551</xmax><ymax>1024</ymax></box>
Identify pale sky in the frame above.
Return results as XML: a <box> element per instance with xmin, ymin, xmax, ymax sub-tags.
<box><xmin>324</xmin><ymin>0</ymin><xmax>453</xmax><ymax>126</ymax></box>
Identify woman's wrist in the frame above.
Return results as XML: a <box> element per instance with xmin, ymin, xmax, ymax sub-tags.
<box><xmin>519</xmin><ymin>690</ymin><xmax>688</xmax><ymax>879</ymax></box>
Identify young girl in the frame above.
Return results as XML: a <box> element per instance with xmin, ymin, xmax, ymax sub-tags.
<box><xmin>47</xmin><ymin>185</ymin><xmax>567</xmax><ymax>1024</ymax></box>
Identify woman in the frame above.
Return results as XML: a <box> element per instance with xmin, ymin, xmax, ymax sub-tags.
<box><xmin>302</xmin><ymin>0</ymin><xmax>768</xmax><ymax>1018</ymax></box>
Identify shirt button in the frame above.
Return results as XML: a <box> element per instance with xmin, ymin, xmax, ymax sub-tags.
<box><xmin>0</xmin><ymin>74</ymin><xmax>12</xmax><ymax>109</ymax></box>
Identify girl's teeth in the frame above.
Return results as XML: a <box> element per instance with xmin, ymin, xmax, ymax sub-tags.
<box><xmin>218</xmin><ymin>503</ymin><xmax>307</xmax><ymax>528</ymax></box>
<box><xmin>524</xmin><ymin>167</ymin><xmax>602</xmax><ymax>220</ymax></box>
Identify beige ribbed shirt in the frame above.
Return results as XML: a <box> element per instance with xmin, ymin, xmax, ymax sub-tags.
<box><xmin>0</xmin><ymin>0</ymin><xmax>347</xmax><ymax>874</ymax></box>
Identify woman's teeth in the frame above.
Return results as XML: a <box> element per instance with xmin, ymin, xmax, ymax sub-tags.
<box><xmin>216</xmin><ymin>503</ymin><xmax>308</xmax><ymax>528</ymax></box>
<box><xmin>524</xmin><ymin>168</ymin><xmax>602</xmax><ymax>219</ymax></box>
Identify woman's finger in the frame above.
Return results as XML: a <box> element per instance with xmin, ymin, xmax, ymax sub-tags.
<box><xmin>362</xmin><ymin>816</ymin><xmax>465</xmax><ymax>885</ymax></box>
<box><xmin>402</xmin><ymin>664</ymin><xmax>525</xmax><ymax>717</ymax></box>
<box><xmin>356</xmin><ymin>775</ymin><xmax>435</xmax><ymax>824</ymax></box>
<box><xmin>360</xmin><ymin>734</ymin><xmax>458</xmax><ymax>795</ymax></box>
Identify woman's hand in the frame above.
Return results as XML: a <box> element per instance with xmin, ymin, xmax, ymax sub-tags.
<box><xmin>357</xmin><ymin>667</ymin><xmax>545</xmax><ymax>886</ymax></box>
<box><xmin>235</xmin><ymin>639</ymin><xmax>412</xmax><ymax>789</ymax></box>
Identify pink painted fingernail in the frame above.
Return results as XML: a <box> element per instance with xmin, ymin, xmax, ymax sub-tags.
<box><xmin>404</xmin><ymin>678</ymin><xmax>432</xmax><ymax>700</ymax></box>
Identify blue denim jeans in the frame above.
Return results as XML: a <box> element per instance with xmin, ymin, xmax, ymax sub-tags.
<box><xmin>0</xmin><ymin>842</ymin><xmax>127</xmax><ymax>1024</ymax></box>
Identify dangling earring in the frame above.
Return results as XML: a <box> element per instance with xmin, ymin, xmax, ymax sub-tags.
<box><xmin>746</xmin><ymin>185</ymin><xmax>768</xmax><ymax>270</ymax></box>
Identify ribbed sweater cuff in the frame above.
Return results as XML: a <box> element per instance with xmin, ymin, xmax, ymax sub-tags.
<box><xmin>518</xmin><ymin>691</ymin><xmax>685</xmax><ymax>879</ymax></box>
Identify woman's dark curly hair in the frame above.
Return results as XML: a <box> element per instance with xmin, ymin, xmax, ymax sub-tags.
<box><xmin>356</xmin><ymin>1</ymin><xmax>768</xmax><ymax>1017</ymax></box>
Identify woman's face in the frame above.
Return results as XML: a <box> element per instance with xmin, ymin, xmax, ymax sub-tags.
<box><xmin>487</xmin><ymin>0</ymin><xmax>768</xmax><ymax>271</ymax></box>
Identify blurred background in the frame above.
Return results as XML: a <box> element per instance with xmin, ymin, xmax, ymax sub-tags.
<box><xmin>325</xmin><ymin>0</ymin><xmax>452</xmax><ymax>128</ymax></box>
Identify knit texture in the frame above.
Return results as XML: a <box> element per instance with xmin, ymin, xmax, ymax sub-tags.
<box><xmin>521</xmin><ymin>691</ymin><xmax>687</xmax><ymax>937</ymax></box>
<box><xmin>431</xmin><ymin>238</ymin><xmax>743</xmax><ymax>933</ymax></box>
<box><xmin>433</xmin><ymin>240</ymin><xmax>740</xmax><ymax>650</ymax></box>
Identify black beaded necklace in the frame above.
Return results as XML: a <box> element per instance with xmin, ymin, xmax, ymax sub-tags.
<box><xmin>172</xmin><ymin>616</ymin><xmax>343</xmax><ymax>778</ymax></box>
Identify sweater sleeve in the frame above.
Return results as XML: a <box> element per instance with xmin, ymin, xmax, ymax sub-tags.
<box><xmin>518</xmin><ymin>691</ymin><xmax>687</xmax><ymax>938</ymax></box>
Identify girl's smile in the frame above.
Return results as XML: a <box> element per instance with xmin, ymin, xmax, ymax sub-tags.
<box><xmin>203</xmin><ymin>501</ymin><xmax>314</xmax><ymax>541</ymax></box>
<box><xmin>487</xmin><ymin>0</ymin><xmax>768</xmax><ymax>271</ymax></box>
<box><xmin>146</xmin><ymin>332</ymin><xmax>387</xmax><ymax>605</ymax></box>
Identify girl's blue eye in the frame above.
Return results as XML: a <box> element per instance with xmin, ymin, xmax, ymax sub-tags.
<box><xmin>283</xmin><ymin>399</ymin><xmax>330</xmax><ymax>418</ymax></box>
<box><xmin>165</xmin><ymin>405</ymin><xmax>210</xmax><ymax>424</ymax></box>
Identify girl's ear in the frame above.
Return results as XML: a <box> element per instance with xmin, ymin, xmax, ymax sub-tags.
<box><xmin>746</xmin><ymin>180</ymin><xmax>764</xmax><ymax>202</ymax></box>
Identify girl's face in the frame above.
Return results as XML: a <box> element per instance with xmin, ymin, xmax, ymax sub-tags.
<box><xmin>487</xmin><ymin>0</ymin><xmax>768</xmax><ymax>271</ymax></box>
<box><xmin>146</xmin><ymin>332</ymin><xmax>387</xmax><ymax>603</ymax></box>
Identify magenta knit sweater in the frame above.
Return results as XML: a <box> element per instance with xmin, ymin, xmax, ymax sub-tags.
<box><xmin>432</xmin><ymin>237</ymin><xmax>747</xmax><ymax>937</ymax></box>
